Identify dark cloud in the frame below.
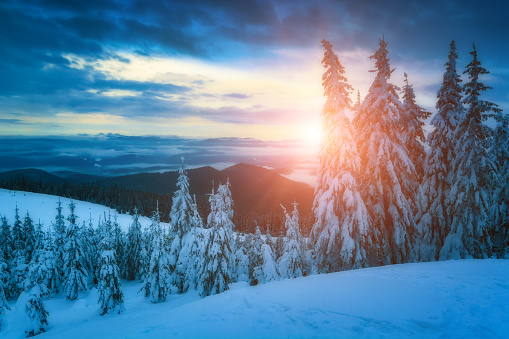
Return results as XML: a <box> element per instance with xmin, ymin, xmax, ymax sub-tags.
<box><xmin>3</xmin><ymin>0</ymin><xmax>507</xmax><ymax>61</ymax></box>
<box><xmin>1</xmin><ymin>0</ymin><xmax>507</xmax><ymax>129</ymax></box>
<box><xmin>0</xmin><ymin>118</ymin><xmax>28</xmax><ymax>125</ymax></box>
<box><xmin>224</xmin><ymin>93</ymin><xmax>253</xmax><ymax>100</ymax></box>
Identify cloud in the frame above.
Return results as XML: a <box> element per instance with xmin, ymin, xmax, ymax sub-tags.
<box><xmin>0</xmin><ymin>134</ymin><xmax>319</xmax><ymax>184</ymax></box>
<box><xmin>224</xmin><ymin>93</ymin><xmax>253</xmax><ymax>100</ymax></box>
<box><xmin>1</xmin><ymin>0</ymin><xmax>507</xmax><ymax>139</ymax></box>
<box><xmin>0</xmin><ymin>118</ymin><xmax>28</xmax><ymax>125</ymax></box>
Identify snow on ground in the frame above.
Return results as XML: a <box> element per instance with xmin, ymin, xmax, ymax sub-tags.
<box><xmin>0</xmin><ymin>189</ymin><xmax>167</xmax><ymax>232</ymax></box>
<box><xmin>1</xmin><ymin>189</ymin><xmax>508</xmax><ymax>338</ymax></box>
<box><xmin>2</xmin><ymin>259</ymin><xmax>508</xmax><ymax>338</ymax></box>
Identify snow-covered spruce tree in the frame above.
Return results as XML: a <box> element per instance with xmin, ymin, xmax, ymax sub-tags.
<box><xmin>312</xmin><ymin>39</ymin><xmax>372</xmax><ymax>272</ymax></box>
<box><xmin>490</xmin><ymin>113</ymin><xmax>509</xmax><ymax>257</ymax></box>
<box><xmin>11</xmin><ymin>206</ymin><xmax>27</xmax><ymax>298</ymax></box>
<box><xmin>34</xmin><ymin>221</ymin><xmax>44</xmax><ymax>253</ymax></box>
<box><xmin>112</xmin><ymin>215</ymin><xmax>125</xmax><ymax>278</ymax></box>
<box><xmin>247</xmin><ymin>227</ymin><xmax>263</xmax><ymax>285</ymax></box>
<box><xmin>23</xmin><ymin>212</ymin><xmax>36</xmax><ymax>265</ymax></box>
<box><xmin>234</xmin><ymin>239</ymin><xmax>249</xmax><ymax>282</ymax></box>
<box><xmin>138</xmin><ymin>220</ymin><xmax>152</xmax><ymax>284</ymax></box>
<box><xmin>97</xmin><ymin>221</ymin><xmax>124</xmax><ymax>315</ymax></box>
<box><xmin>63</xmin><ymin>201</ymin><xmax>88</xmax><ymax>300</ymax></box>
<box><xmin>0</xmin><ymin>259</ymin><xmax>10</xmax><ymax>331</ymax></box>
<box><xmin>279</xmin><ymin>202</ymin><xmax>303</xmax><ymax>279</ymax></box>
<box><xmin>440</xmin><ymin>44</ymin><xmax>501</xmax><ymax>260</ymax></box>
<box><xmin>144</xmin><ymin>204</ymin><xmax>160</xmax><ymax>264</ymax></box>
<box><xmin>416</xmin><ymin>40</ymin><xmax>463</xmax><ymax>262</ymax></box>
<box><xmin>42</xmin><ymin>228</ymin><xmax>59</xmax><ymax>295</ymax></box>
<box><xmin>259</xmin><ymin>243</ymin><xmax>279</xmax><ymax>283</ymax></box>
<box><xmin>401</xmin><ymin>73</ymin><xmax>431</xmax><ymax>185</ymax></box>
<box><xmin>0</xmin><ymin>216</ymin><xmax>11</xmax><ymax>264</ymax></box>
<box><xmin>352</xmin><ymin>38</ymin><xmax>417</xmax><ymax>265</ymax></box>
<box><xmin>19</xmin><ymin>229</ymin><xmax>50</xmax><ymax>338</ymax></box>
<box><xmin>191</xmin><ymin>195</ymin><xmax>204</xmax><ymax>229</ymax></box>
<box><xmin>125</xmin><ymin>208</ymin><xmax>144</xmax><ymax>281</ymax></box>
<box><xmin>198</xmin><ymin>181</ymin><xmax>234</xmax><ymax>297</ymax></box>
<box><xmin>183</xmin><ymin>194</ymin><xmax>207</xmax><ymax>289</ymax></box>
<box><xmin>142</xmin><ymin>208</ymin><xmax>172</xmax><ymax>303</ymax></box>
<box><xmin>353</xmin><ymin>90</ymin><xmax>362</xmax><ymax>112</ymax></box>
<box><xmin>24</xmin><ymin>285</ymin><xmax>48</xmax><ymax>337</ymax></box>
<box><xmin>0</xmin><ymin>216</ymin><xmax>12</xmax><ymax>300</ymax></box>
<box><xmin>83</xmin><ymin>216</ymin><xmax>99</xmax><ymax>285</ymax></box>
<box><xmin>24</xmin><ymin>222</ymin><xmax>55</xmax><ymax>298</ymax></box>
<box><xmin>51</xmin><ymin>199</ymin><xmax>66</xmax><ymax>291</ymax></box>
<box><xmin>273</xmin><ymin>234</ymin><xmax>284</xmax><ymax>262</ymax></box>
<box><xmin>169</xmin><ymin>160</ymin><xmax>202</xmax><ymax>293</ymax></box>
<box><xmin>185</xmin><ymin>227</ymin><xmax>208</xmax><ymax>290</ymax></box>
<box><xmin>95</xmin><ymin>213</ymin><xmax>112</xmax><ymax>284</ymax></box>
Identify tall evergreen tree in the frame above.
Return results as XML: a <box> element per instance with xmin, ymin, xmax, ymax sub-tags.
<box><xmin>24</xmin><ymin>222</ymin><xmax>54</xmax><ymax>298</ymax></box>
<box><xmin>0</xmin><ymin>217</ymin><xmax>12</xmax><ymax>300</ymax></box>
<box><xmin>441</xmin><ymin>44</ymin><xmax>501</xmax><ymax>259</ymax></box>
<box><xmin>279</xmin><ymin>202</ymin><xmax>304</xmax><ymax>279</ymax></box>
<box><xmin>42</xmin><ymin>228</ymin><xmax>59</xmax><ymax>295</ymax></box>
<box><xmin>24</xmin><ymin>285</ymin><xmax>48</xmax><ymax>337</ymax></box>
<box><xmin>234</xmin><ymin>239</ymin><xmax>249</xmax><ymax>282</ymax></box>
<box><xmin>89</xmin><ymin>220</ymin><xmax>101</xmax><ymax>285</ymax></box>
<box><xmin>142</xmin><ymin>208</ymin><xmax>172</xmax><ymax>303</ymax></box>
<box><xmin>125</xmin><ymin>208</ymin><xmax>144</xmax><ymax>281</ymax></box>
<box><xmin>191</xmin><ymin>195</ymin><xmax>204</xmax><ymax>229</ymax></box>
<box><xmin>416</xmin><ymin>40</ymin><xmax>463</xmax><ymax>262</ymax></box>
<box><xmin>12</xmin><ymin>206</ymin><xmax>23</xmax><ymax>252</ymax></box>
<box><xmin>198</xmin><ymin>181</ymin><xmax>234</xmax><ymax>297</ymax></box>
<box><xmin>401</xmin><ymin>73</ymin><xmax>431</xmax><ymax>184</ymax></box>
<box><xmin>82</xmin><ymin>216</ymin><xmax>98</xmax><ymax>285</ymax></box>
<box><xmin>353</xmin><ymin>38</ymin><xmax>417</xmax><ymax>265</ymax></box>
<box><xmin>63</xmin><ymin>201</ymin><xmax>88</xmax><ymax>300</ymax></box>
<box><xmin>112</xmin><ymin>215</ymin><xmax>125</xmax><ymax>278</ymax></box>
<box><xmin>247</xmin><ymin>227</ymin><xmax>264</xmax><ymax>285</ymax></box>
<box><xmin>0</xmin><ymin>216</ymin><xmax>11</xmax><ymax>263</ymax></box>
<box><xmin>0</xmin><ymin>259</ymin><xmax>10</xmax><ymax>331</ymax></box>
<box><xmin>312</xmin><ymin>39</ymin><xmax>372</xmax><ymax>273</ymax></box>
<box><xmin>259</xmin><ymin>243</ymin><xmax>279</xmax><ymax>283</ymax></box>
<box><xmin>23</xmin><ymin>212</ymin><xmax>36</xmax><ymax>264</ymax></box>
<box><xmin>490</xmin><ymin>113</ymin><xmax>509</xmax><ymax>248</ymax></box>
<box><xmin>353</xmin><ymin>90</ymin><xmax>362</xmax><ymax>112</ymax></box>
<box><xmin>11</xmin><ymin>206</ymin><xmax>27</xmax><ymax>298</ymax></box>
<box><xmin>52</xmin><ymin>199</ymin><xmax>66</xmax><ymax>291</ymax></box>
<box><xmin>97</xmin><ymin>221</ymin><xmax>125</xmax><ymax>315</ymax></box>
<box><xmin>168</xmin><ymin>160</ymin><xmax>202</xmax><ymax>293</ymax></box>
<box><xmin>183</xmin><ymin>195</ymin><xmax>207</xmax><ymax>289</ymax></box>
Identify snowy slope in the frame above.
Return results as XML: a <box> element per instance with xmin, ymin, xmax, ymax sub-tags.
<box><xmin>0</xmin><ymin>189</ymin><xmax>167</xmax><ymax>232</ymax></box>
<box><xmin>2</xmin><ymin>259</ymin><xmax>508</xmax><ymax>338</ymax></box>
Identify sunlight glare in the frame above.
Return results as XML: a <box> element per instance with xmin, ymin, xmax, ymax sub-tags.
<box><xmin>302</xmin><ymin>121</ymin><xmax>322</xmax><ymax>146</ymax></box>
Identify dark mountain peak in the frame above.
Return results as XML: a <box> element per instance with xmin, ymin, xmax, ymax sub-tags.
<box><xmin>0</xmin><ymin>168</ymin><xmax>64</xmax><ymax>184</ymax></box>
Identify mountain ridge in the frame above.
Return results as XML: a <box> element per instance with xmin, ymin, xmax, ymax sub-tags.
<box><xmin>0</xmin><ymin>164</ymin><xmax>315</xmax><ymax>226</ymax></box>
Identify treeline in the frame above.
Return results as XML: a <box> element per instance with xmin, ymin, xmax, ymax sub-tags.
<box><xmin>0</xmin><ymin>177</ymin><xmax>311</xmax><ymax>236</ymax></box>
<box><xmin>0</xmin><ymin>177</ymin><xmax>171</xmax><ymax>220</ymax></box>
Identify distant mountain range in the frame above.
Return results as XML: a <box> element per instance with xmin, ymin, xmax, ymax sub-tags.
<box><xmin>0</xmin><ymin>164</ymin><xmax>315</xmax><ymax>218</ymax></box>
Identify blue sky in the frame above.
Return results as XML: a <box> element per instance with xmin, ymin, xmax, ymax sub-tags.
<box><xmin>1</xmin><ymin>0</ymin><xmax>507</xmax><ymax>140</ymax></box>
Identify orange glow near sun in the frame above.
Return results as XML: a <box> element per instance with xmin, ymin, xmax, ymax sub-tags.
<box><xmin>302</xmin><ymin>121</ymin><xmax>322</xmax><ymax>146</ymax></box>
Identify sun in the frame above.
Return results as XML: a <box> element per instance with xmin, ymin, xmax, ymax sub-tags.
<box><xmin>302</xmin><ymin>121</ymin><xmax>322</xmax><ymax>146</ymax></box>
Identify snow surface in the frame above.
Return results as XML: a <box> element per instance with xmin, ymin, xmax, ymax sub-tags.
<box><xmin>0</xmin><ymin>189</ymin><xmax>166</xmax><ymax>232</ymax></box>
<box><xmin>1</xmin><ymin>260</ymin><xmax>507</xmax><ymax>338</ymax></box>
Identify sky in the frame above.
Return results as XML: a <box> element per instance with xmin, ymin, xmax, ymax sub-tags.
<box><xmin>1</xmin><ymin>0</ymin><xmax>508</xmax><ymax>182</ymax></box>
